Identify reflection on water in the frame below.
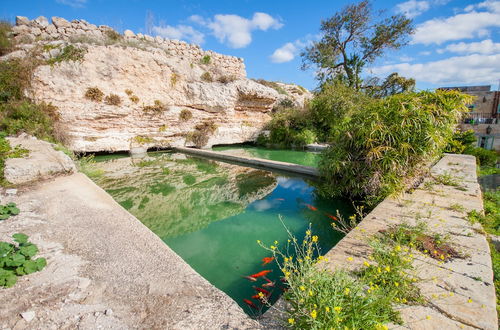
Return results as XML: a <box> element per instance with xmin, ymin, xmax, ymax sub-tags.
<box><xmin>92</xmin><ymin>151</ymin><xmax>352</xmax><ymax>315</ymax></box>
<box><xmin>213</xmin><ymin>145</ymin><xmax>322</xmax><ymax>167</ymax></box>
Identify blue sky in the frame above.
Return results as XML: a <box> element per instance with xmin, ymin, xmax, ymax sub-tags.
<box><xmin>1</xmin><ymin>0</ymin><xmax>499</xmax><ymax>91</ymax></box>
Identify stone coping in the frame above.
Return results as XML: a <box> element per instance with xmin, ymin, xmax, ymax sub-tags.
<box><xmin>317</xmin><ymin>154</ymin><xmax>497</xmax><ymax>329</ymax></box>
<box><xmin>174</xmin><ymin>146</ymin><xmax>320</xmax><ymax>178</ymax></box>
<box><xmin>0</xmin><ymin>173</ymin><xmax>258</xmax><ymax>329</ymax></box>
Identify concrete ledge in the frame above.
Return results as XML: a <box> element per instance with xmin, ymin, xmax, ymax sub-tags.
<box><xmin>319</xmin><ymin>154</ymin><xmax>497</xmax><ymax>329</ymax></box>
<box><xmin>0</xmin><ymin>173</ymin><xmax>258</xmax><ymax>329</ymax></box>
<box><xmin>174</xmin><ymin>146</ymin><xmax>319</xmax><ymax>177</ymax></box>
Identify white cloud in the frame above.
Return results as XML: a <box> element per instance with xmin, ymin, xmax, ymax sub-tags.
<box><xmin>370</xmin><ymin>54</ymin><xmax>500</xmax><ymax>85</ymax></box>
<box><xmin>55</xmin><ymin>0</ymin><xmax>86</xmax><ymax>8</ymax></box>
<box><xmin>152</xmin><ymin>24</ymin><xmax>205</xmax><ymax>44</ymax></box>
<box><xmin>270</xmin><ymin>42</ymin><xmax>297</xmax><ymax>63</ymax></box>
<box><xmin>270</xmin><ymin>36</ymin><xmax>317</xmax><ymax>63</ymax></box>
<box><xmin>438</xmin><ymin>39</ymin><xmax>500</xmax><ymax>55</ymax></box>
<box><xmin>399</xmin><ymin>55</ymin><xmax>414</xmax><ymax>62</ymax></box>
<box><xmin>198</xmin><ymin>12</ymin><xmax>282</xmax><ymax>48</ymax></box>
<box><xmin>396</xmin><ymin>0</ymin><xmax>430</xmax><ymax>18</ymax></box>
<box><xmin>419</xmin><ymin>51</ymin><xmax>432</xmax><ymax>55</ymax></box>
<box><xmin>412</xmin><ymin>1</ymin><xmax>500</xmax><ymax>45</ymax></box>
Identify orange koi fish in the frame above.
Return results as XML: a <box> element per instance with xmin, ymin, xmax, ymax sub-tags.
<box><xmin>262</xmin><ymin>281</ymin><xmax>275</xmax><ymax>288</ymax></box>
<box><xmin>249</xmin><ymin>270</ymin><xmax>272</xmax><ymax>278</ymax></box>
<box><xmin>242</xmin><ymin>275</ymin><xmax>257</xmax><ymax>282</ymax></box>
<box><xmin>261</xmin><ymin>257</ymin><xmax>274</xmax><ymax>266</ymax></box>
<box><xmin>243</xmin><ymin>299</ymin><xmax>258</xmax><ymax>309</ymax></box>
<box><xmin>305</xmin><ymin>204</ymin><xmax>318</xmax><ymax>211</ymax></box>
<box><xmin>325</xmin><ymin>213</ymin><xmax>338</xmax><ymax>221</ymax></box>
<box><xmin>251</xmin><ymin>294</ymin><xmax>261</xmax><ymax>300</ymax></box>
<box><xmin>254</xmin><ymin>287</ymin><xmax>271</xmax><ymax>296</ymax></box>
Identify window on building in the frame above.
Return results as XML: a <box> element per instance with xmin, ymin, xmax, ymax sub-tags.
<box><xmin>478</xmin><ymin>136</ymin><xmax>494</xmax><ymax>150</ymax></box>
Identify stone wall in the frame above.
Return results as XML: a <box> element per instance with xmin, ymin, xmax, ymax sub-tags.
<box><xmin>12</xmin><ymin>16</ymin><xmax>246</xmax><ymax>79</ymax></box>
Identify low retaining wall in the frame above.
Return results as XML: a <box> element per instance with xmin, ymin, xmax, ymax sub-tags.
<box><xmin>318</xmin><ymin>154</ymin><xmax>496</xmax><ymax>329</ymax></box>
<box><xmin>174</xmin><ymin>146</ymin><xmax>320</xmax><ymax>177</ymax></box>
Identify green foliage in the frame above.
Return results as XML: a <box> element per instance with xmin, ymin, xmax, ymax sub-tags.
<box><xmin>84</xmin><ymin>87</ymin><xmax>104</xmax><ymax>102</ymax></box>
<box><xmin>179</xmin><ymin>109</ymin><xmax>193</xmax><ymax>121</ymax></box>
<box><xmin>0</xmin><ymin>132</ymin><xmax>28</xmax><ymax>185</ymax></box>
<box><xmin>0</xmin><ymin>101</ymin><xmax>59</xmax><ymax>141</ymax></box>
<box><xmin>0</xmin><ymin>21</ymin><xmax>13</xmax><ymax>56</ymax></box>
<box><xmin>104</xmin><ymin>94</ymin><xmax>121</xmax><ymax>106</ymax></box>
<box><xmin>201</xmin><ymin>72</ymin><xmax>213</xmax><ymax>82</ymax></box>
<box><xmin>302</xmin><ymin>0</ymin><xmax>414</xmax><ymax>89</ymax></box>
<box><xmin>318</xmin><ymin>90</ymin><xmax>472</xmax><ymax>205</ymax></box>
<box><xmin>466</xmin><ymin>147</ymin><xmax>498</xmax><ymax>167</ymax></box>
<box><xmin>258</xmin><ymin>223</ymin><xmax>421</xmax><ymax>329</ymax></box>
<box><xmin>143</xmin><ymin>100</ymin><xmax>167</xmax><ymax>113</ymax></box>
<box><xmin>186</xmin><ymin>121</ymin><xmax>217</xmax><ymax>148</ymax></box>
<box><xmin>294</xmin><ymin>129</ymin><xmax>316</xmax><ymax>146</ymax></box>
<box><xmin>133</xmin><ymin>136</ymin><xmax>154</xmax><ymax>145</ymax></box>
<box><xmin>200</xmin><ymin>55</ymin><xmax>211</xmax><ymax>65</ymax></box>
<box><xmin>365</xmin><ymin>73</ymin><xmax>416</xmax><ymax>98</ymax></box>
<box><xmin>0</xmin><ymin>59</ymin><xmax>33</xmax><ymax>103</ymax></box>
<box><xmin>433</xmin><ymin>172</ymin><xmax>460</xmax><ymax>187</ymax></box>
<box><xmin>183</xmin><ymin>174</ymin><xmax>196</xmax><ymax>185</ymax></box>
<box><xmin>78</xmin><ymin>154</ymin><xmax>104</xmax><ymax>178</ymax></box>
<box><xmin>444</xmin><ymin>129</ymin><xmax>476</xmax><ymax>154</ymax></box>
<box><xmin>255</xmin><ymin>79</ymin><xmax>288</xmax><ymax>95</ymax></box>
<box><xmin>0</xmin><ymin>202</ymin><xmax>20</xmax><ymax>220</ymax></box>
<box><xmin>47</xmin><ymin>45</ymin><xmax>86</xmax><ymax>65</ymax></box>
<box><xmin>0</xmin><ymin>233</ymin><xmax>47</xmax><ymax>288</ymax></box>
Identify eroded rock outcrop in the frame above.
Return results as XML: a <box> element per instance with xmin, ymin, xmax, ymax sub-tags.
<box><xmin>7</xmin><ymin>16</ymin><xmax>312</xmax><ymax>152</ymax></box>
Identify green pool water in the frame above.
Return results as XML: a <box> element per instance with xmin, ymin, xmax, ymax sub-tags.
<box><xmin>91</xmin><ymin>151</ymin><xmax>351</xmax><ymax>315</ymax></box>
<box><xmin>212</xmin><ymin>145</ymin><xmax>322</xmax><ymax>167</ymax></box>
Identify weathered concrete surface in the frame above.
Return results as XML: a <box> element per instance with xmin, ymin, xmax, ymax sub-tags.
<box><xmin>0</xmin><ymin>173</ymin><xmax>259</xmax><ymax>329</ymax></box>
<box><xmin>174</xmin><ymin>146</ymin><xmax>319</xmax><ymax>177</ymax></box>
<box><xmin>4</xmin><ymin>135</ymin><xmax>76</xmax><ymax>185</ymax></box>
<box><xmin>320</xmin><ymin>154</ymin><xmax>497</xmax><ymax>330</ymax></box>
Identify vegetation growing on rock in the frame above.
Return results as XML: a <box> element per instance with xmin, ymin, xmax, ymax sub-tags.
<box><xmin>105</xmin><ymin>94</ymin><xmax>122</xmax><ymax>106</ymax></box>
<box><xmin>84</xmin><ymin>87</ymin><xmax>104</xmax><ymax>102</ymax></box>
<box><xmin>179</xmin><ymin>109</ymin><xmax>192</xmax><ymax>121</ymax></box>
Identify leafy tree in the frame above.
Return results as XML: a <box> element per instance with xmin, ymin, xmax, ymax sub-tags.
<box><xmin>365</xmin><ymin>72</ymin><xmax>416</xmax><ymax>98</ymax></box>
<box><xmin>301</xmin><ymin>0</ymin><xmax>414</xmax><ymax>89</ymax></box>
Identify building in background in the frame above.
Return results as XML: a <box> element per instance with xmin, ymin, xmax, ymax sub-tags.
<box><xmin>438</xmin><ymin>85</ymin><xmax>500</xmax><ymax>151</ymax></box>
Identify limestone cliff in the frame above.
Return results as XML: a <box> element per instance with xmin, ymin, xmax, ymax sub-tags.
<box><xmin>6</xmin><ymin>16</ymin><xmax>312</xmax><ymax>152</ymax></box>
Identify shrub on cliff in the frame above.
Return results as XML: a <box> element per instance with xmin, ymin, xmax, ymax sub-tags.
<box><xmin>179</xmin><ymin>109</ymin><xmax>192</xmax><ymax>121</ymax></box>
<box><xmin>200</xmin><ymin>72</ymin><xmax>212</xmax><ymax>82</ymax></box>
<box><xmin>318</xmin><ymin>90</ymin><xmax>472</xmax><ymax>205</ymax></box>
<box><xmin>186</xmin><ymin>121</ymin><xmax>217</xmax><ymax>148</ymax></box>
<box><xmin>0</xmin><ymin>21</ymin><xmax>13</xmax><ymax>56</ymax></box>
<box><xmin>84</xmin><ymin>87</ymin><xmax>104</xmax><ymax>102</ymax></box>
<box><xmin>105</xmin><ymin>94</ymin><xmax>121</xmax><ymax>106</ymax></box>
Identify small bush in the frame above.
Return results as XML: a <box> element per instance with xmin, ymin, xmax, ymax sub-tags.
<box><xmin>0</xmin><ymin>21</ymin><xmax>14</xmax><ymax>56</ymax></box>
<box><xmin>143</xmin><ymin>100</ymin><xmax>167</xmax><ymax>113</ymax></box>
<box><xmin>133</xmin><ymin>135</ymin><xmax>154</xmax><ymax>145</ymax></box>
<box><xmin>171</xmin><ymin>73</ymin><xmax>179</xmax><ymax>87</ymax></box>
<box><xmin>294</xmin><ymin>129</ymin><xmax>316</xmax><ymax>146</ymax></box>
<box><xmin>124</xmin><ymin>89</ymin><xmax>133</xmax><ymax>96</ymax></box>
<box><xmin>217</xmin><ymin>75</ymin><xmax>237</xmax><ymax>84</ymax></box>
<box><xmin>179</xmin><ymin>109</ymin><xmax>193</xmax><ymax>121</ymax></box>
<box><xmin>200</xmin><ymin>55</ymin><xmax>211</xmax><ymax>65</ymax></box>
<box><xmin>466</xmin><ymin>147</ymin><xmax>498</xmax><ymax>167</ymax></box>
<box><xmin>186</xmin><ymin>120</ymin><xmax>217</xmax><ymax>148</ymax></box>
<box><xmin>201</xmin><ymin>72</ymin><xmax>212</xmax><ymax>82</ymax></box>
<box><xmin>0</xmin><ymin>233</ymin><xmax>47</xmax><ymax>288</ymax></box>
<box><xmin>47</xmin><ymin>45</ymin><xmax>86</xmax><ymax>65</ymax></box>
<box><xmin>0</xmin><ymin>59</ymin><xmax>34</xmax><ymax>103</ymax></box>
<box><xmin>84</xmin><ymin>87</ymin><xmax>104</xmax><ymax>102</ymax></box>
<box><xmin>255</xmin><ymin>79</ymin><xmax>288</xmax><ymax>95</ymax></box>
<box><xmin>104</xmin><ymin>94</ymin><xmax>122</xmax><ymax>106</ymax></box>
<box><xmin>129</xmin><ymin>95</ymin><xmax>139</xmax><ymax>103</ymax></box>
<box><xmin>105</xmin><ymin>30</ymin><xmax>123</xmax><ymax>43</ymax></box>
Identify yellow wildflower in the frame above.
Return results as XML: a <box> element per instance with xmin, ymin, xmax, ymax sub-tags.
<box><xmin>467</xmin><ymin>298</ymin><xmax>472</xmax><ymax>303</ymax></box>
<box><xmin>344</xmin><ymin>287</ymin><xmax>350</xmax><ymax>295</ymax></box>
<box><xmin>395</xmin><ymin>282</ymin><xmax>399</xmax><ymax>287</ymax></box>
<box><xmin>377</xmin><ymin>267</ymin><xmax>382</xmax><ymax>273</ymax></box>
<box><xmin>347</xmin><ymin>257</ymin><xmax>353</xmax><ymax>262</ymax></box>
<box><xmin>375</xmin><ymin>324</ymin><xmax>388</xmax><ymax>330</ymax></box>
<box><xmin>258</xmin><ymin>292</ymin><xmax>264</xmax><ymax>298</ymax></box>
<box><xmin>310</xmin><ymin>310</ymin><xmax>317</xmax><ymax>319</ymax></box>
<box><xmin>288</xmin><ymin>318</ymin><xmax>295</xmax><ymax>325</ymax></box>
<box><xmin>312</xmin><ymin>235</ymin><xmax>318</xmax><ymax>242</ymax></box>
<box><xmin>395</xmin><ymin>245</ymin><xmax>401</xmax><ymax>252</ymax></box>
<box><xmin>256</xmin><ymin>240</ymin><xmax>261</xmax><ymax>244</ymax></box>
<box><xmin>271</xmin><ymin>245</ymin><xmax>276</xmax><ymax>250</ymax></box>
<box><xmin>309</xmin><ymin>290</ymin><xmax>314</xmax><ymax>296</ymax></box>
<box><xmin>363</xmin><ymin>261</ymin><xmax>370</xmax><ymax>267</ymax></box>
<box><xmin>449</xmin><ymin>292</ymin><xmax>454</xmax><ymax>296</ymax></box>
<box><xmin>274</xmin><ymin>240</ymin><xmax>278</xmax><ymax>245</ymax></box>
<box><xmin>300</xmin><ymin>285</ymin><xmax>306</xmax><ymax>291</ymax></box>
<box><xmin>426</xmin><ymin>315</ymin><xmax>431</xmax><ymax>320</ymax></box>
<box><xmin>306</xmin><ymin>230</ymin><xmax>311</xmax><ymax>236</ymax></box>
<box><xmin>334</xmin><ymin>306</ymin><xmax>342</xmax><ymax>312</ymax></box>
<box><xmin>385</xmin><ymin>266</ymin><xmax>391</xmax><ymax>272</ymax></box>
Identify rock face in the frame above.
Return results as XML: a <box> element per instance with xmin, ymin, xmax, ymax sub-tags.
<box><xmin>4</xmin><ymin>135</ymin><xmax>76</xmax><ymax>184</ymax></box>
<box><xmin>8</xmin><ymin>16</ymin><xmax>312</xmax><ymax>152</ymax></box>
